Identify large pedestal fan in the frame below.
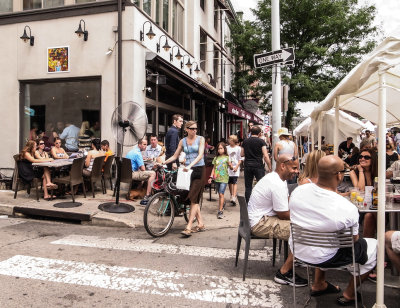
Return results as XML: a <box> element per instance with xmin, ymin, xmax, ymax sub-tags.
<box><xmin>98</xmin><ymin>101</ymin><xmax>148</xmax><ymax>213</ymax></box>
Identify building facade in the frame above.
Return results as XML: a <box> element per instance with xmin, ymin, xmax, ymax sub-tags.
<box><xmin>0</xmin><ymin>0</ymin><xmax>261</xmax><ymax>171</ymax></box>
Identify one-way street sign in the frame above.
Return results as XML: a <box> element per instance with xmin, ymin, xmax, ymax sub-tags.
<box><xmin>253</xmin><ymin>47</ymin><xmax>295</xmax><ymax>69</ymax></box>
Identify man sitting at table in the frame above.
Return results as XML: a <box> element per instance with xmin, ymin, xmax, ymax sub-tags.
<box><xmin>289</xmin><ymin>155</ymin><xmax>377</xmax><ymax>306</ymax></box>
<box><xmin>126</xmin><ymin>139</ymin><xmax>156</xmax><ymax>206</ymax></box>
<box><xmin>100</xmin><ymin>140</ymin><xmax>113</xmax><ymax>162</ymax></box>
<box><xmin>385</xmin><ymin>230</ymin><xmax>400</xmax><ymax>272</ymax></box>
<box><xmin>247</xmin><ymin>154</ymin><xmax>308</xmax><ymax>287</ymax></box>
<box><xmin>145</xmin><ymin>134</ymin><xmax>162</xmax><ymax>170</ymax></box>
<box><xmin>386</xmin><ymin>160</ymin><xmax>400</xmax><ymax>178</ymax></box>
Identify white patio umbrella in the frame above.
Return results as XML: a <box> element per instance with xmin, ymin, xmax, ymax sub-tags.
<box><xmin>309</xmin><ymin>36</ymin><xmax>400</xmax><ymax>308</ymax></box>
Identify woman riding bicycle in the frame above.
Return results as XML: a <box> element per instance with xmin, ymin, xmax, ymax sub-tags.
<box><xmin>164</xmin><ymin>120</ymin><xmax>206</xmax><ymax>237</ymax></box>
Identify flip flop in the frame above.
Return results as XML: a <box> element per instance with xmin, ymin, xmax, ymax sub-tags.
<box><xmin>310</xmin><ymin>281</ymin><xmax>341</xmax><ymax>297</ymax></box>
<box><xmin>180</xmin><ymin>229</ymin><xmax>192</xmax><ymax>237</ymax></box>
<box><xmin>336</xmin><ymin>292</ymin><xmax>361</xmax><ymax>306</ymax></box>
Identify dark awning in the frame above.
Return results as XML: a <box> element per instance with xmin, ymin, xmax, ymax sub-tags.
<box><xmin>227</xmin><ymin>101</ymin><xmax>263</xmax><ymax>124</ymax></box>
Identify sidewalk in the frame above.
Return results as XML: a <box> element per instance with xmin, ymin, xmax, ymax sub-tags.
<box><xmin>0</xmin><ymin>176</ymin><xmax>244</xmax><ymax>230</ymax></box>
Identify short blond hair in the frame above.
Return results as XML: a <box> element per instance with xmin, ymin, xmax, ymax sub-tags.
<box><xmin>228</xmin><ymin>135</ymin><xmax>238</xmax><ymax>144</ymax></box>
<box><xmin>184</xmin><ymin>120</ymin><xmax>197</xmax><ymax>130</ymax></box>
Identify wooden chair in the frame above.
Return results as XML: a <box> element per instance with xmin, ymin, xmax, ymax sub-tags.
<box><xmin>13</xmin><ymin>154</ymin><xmax>40</xmax><ymax>201</ymax></box>
<box><xmin>101</xmin><ymin>155</ymin><xmax>114</xmax><ymax>194</ymax></box>
<box><xmin>235</xmin><ymin>195</ymin><xmax>288</xmax><ymax>281</ymax></box>
<box><xmin>83</xmin><ymin>156</ymin><xmax>105</xmax><ymax>198</ymax></box>
<box><xmin>53</xmin><ymin>157</ymin><xmax>86</xmax><ymax>203</ymax></box>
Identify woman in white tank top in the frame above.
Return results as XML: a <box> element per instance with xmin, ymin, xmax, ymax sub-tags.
<box><xmin>273</xmin><ymin>128</ymin><xmax>298</xmax><ymax>162</ymax></box>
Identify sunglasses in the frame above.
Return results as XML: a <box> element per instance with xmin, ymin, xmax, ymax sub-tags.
<box><xmin>359</xmin><ymin>155</ymin><xmax>371</xmax><ymax>160</ymax></box>
<box><xmin>335</xmin><ymin>169</ymin><xmax>346</xmax><ymax>174</ymax></box>
<box><xmin>283</xmin><ymin>156</ymin><xmax>297</xmax><ymax>164</ymax></box>
<box><xmin>39</xmin><ymin>142</ymin><xmax>45</xmax><ymax>145</ymax></box>
<box><xmin>187</xmin><ymin>127</ymin><xmax>197</xmax><ymax>130</ymax></box>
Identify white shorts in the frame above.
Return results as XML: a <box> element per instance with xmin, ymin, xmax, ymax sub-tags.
<box><xmin>391</xmin><ymin>231</ymin><xmax>400</xmax><ymax>254</ymax></box>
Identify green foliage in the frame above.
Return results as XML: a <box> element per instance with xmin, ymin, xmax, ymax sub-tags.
<box><xmin>228</xmin><ymin>0</ymin><xmax>379</xmax><ymax>128</ymax></box>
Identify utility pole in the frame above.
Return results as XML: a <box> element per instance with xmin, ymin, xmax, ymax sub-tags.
<box><xmin>271</xmin><ymin>0</ymin><xmax>282</xmax><ymax>168</ymax></box>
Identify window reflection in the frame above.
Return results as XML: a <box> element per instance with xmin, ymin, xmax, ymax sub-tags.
<box><xmin>20</xmin><ymin>79</ymin><xmax>101</xmax><ymax>152</ymax></box>
<box><xmin>0</xmin><ymin>0</ymin><xmax>12</xmax><ymax>13</ymax></box>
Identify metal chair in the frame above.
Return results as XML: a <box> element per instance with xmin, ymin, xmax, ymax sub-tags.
<box><xmin>291</xmin><ymin>223</ymin><xmax>363</xmax><ymax>308</ymax></box>
<box><xmin>235</xmin><ymin>195</ymin><xmax>288</xmax><ymax>281</ymax></box>
<box><xmin>101</xmin><ymin>155</ymin><xmax>114</xmax><ymax>194</ymax></box>
<box><xmin>83</xmin><ymin>156</ymin><xmax>105</xmax><ymax>198</ymax></box>
<box><xmin>53</xmin><ymin>157</ymin><xmax>86</xmax><ymax>203</ymax></box>
<box><xmin>13</xmin><ymin>154</ymin><xmax>40</xmax><ymax>201</ymax></box>
<box><xmin>113</xmin><ymin>158</ymin><xmax>133</xmax><ymax>198</ymax></box>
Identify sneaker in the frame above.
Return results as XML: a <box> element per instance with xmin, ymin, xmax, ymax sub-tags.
<box><xmin>274</xmin><ymin>269</ymin><xmax>308</xmax><ymax>287</ymax></box>
<box><xmin>231</xmin><ymin>197</ymin><xmax>237</xmax><ymax>206</ymax></box>
<box><xmin>139</xmin><ymin>195</ymin><xmax>150</xmax><ymax>206</ymax></box>
<box><xmin>217</xmin><ymin>211</ymin><xmax>223</xmax><ymax>219</ymax></box>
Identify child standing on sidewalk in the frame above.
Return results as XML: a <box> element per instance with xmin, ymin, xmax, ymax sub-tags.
<box><xmin>226</xmin><ymin>135</ymin><xmax>243</xmax><ymax>206</ymax></box>
<box><xmin>208</xmin><ymin>142</ymin><xmax>230</xmax><ymax>219</ymax></box>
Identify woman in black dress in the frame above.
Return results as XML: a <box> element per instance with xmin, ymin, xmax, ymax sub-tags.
<box><xmin>18</xmin><ymin>140</ymin><xmax>56</xmax><ymax>200</ymax></box>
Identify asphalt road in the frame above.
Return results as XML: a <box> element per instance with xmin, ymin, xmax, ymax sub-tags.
<box><xmin>0</xmin><ymin>216</ymin><xmax>398</xmax><ymax>308</ymax></box>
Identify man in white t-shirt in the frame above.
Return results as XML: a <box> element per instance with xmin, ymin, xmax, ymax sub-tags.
<box><xmin>289</xmin><ymin>155</ymin><xmax>377</xmax><ymax>306</ymax></box>
<box><xmin>248</xmin><ymin>154</ymin><xmax>307</xmax><ymax>287</ymax></box>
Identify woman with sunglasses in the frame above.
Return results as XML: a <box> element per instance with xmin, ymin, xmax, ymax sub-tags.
<box><xmin>50</xmin><ymin>137</ymin><xmax>69</xmax><ymax>159</ymax></box>
<box><xmin>18</xmin><ymin>140</ymin><xmax>57</xmax><ymax>200</ymax></box>
<box><xmin>349</xmin><ymin>148</ymin><xmax>377</xmax><ymax>192</ymax></box>
<box><xmin>164</xmin><ymin>120</ymin><xmax>206</xmax><ymax>237</ymax></box>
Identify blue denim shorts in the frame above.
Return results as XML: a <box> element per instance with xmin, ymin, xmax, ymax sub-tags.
<box><xmin>215</xmin><ymin>182</ymin><xmax>227</xmax><ymax>194</ymax></box>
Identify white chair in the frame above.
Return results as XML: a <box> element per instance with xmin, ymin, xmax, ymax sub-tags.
<box><xmin>290</xmin><ymin>223</ymin><xmax>364</xmax><ymax>308</ymax></box>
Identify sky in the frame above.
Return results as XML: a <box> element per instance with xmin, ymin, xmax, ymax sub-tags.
<box><xmin>229</xmin><ymin>0</ymin><xmax>400</xmax><ymax>38</ymax></box>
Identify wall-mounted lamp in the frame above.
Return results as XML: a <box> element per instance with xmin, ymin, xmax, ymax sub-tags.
<box><xmin>170</xmin><ymin>45</ymin><xmax>182</xmax><ymax>62</ymax></box>
<box><xmin>156</xmin><ymin>35</ymin><xmax>171</xmax><ymax>53</ymax></box>
<box><xmin>75</xmin><ymin>19</ymin><xmax>88</xmax><ymax>41</ymax></box>
<box><xmin>20</xmin><ymin>25</ymin><xmax>34</xmax><ymax>46</ymax></box>
<box><xmin>191</xmin><ymin>62</ymin><xmax>201</xmax><ymax>75</ymax></box>
<box><xmin>181</xmin><ymin>55</ymin><xmax>192</xmax><ymax>69</ymax></box>
<box><xmin>140</xmin><ymin>20</ymin><xmax>156</xmax><ymax>41</ymax></box>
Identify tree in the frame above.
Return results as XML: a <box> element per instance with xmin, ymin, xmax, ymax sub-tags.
<box><xmin>228</xmin><ymin>0</ymin><xmax>379</xmax><ymax>128</ymax></box>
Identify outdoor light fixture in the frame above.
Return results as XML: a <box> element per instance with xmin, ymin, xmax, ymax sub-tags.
<box><xmin>191</xmin><ymin>62</ymin><xmax>201</xmax><ymax>74</ymax></box>
<box><xmin>156</xmin><ymin>35</ymin><xmax>171</xmax><ymax>53</ymax></box>
<box><xmin>140</xmin><ymin>20</ymin><xmax>156</xmax><ymax>41</ymax></box>
<box><xmin>75</xmin><ymin>19</ymin><xmax>88</xmax><ymax>41</ymax></box>
<box><xmin>181</xmin><ymin>55</ymin><xmax>192</xmax><ymax>69</ymax></box>
<box><xmin>170</xmin><ymin>45</ymin><xmax>182</xmax><ymax>62</ymax></box>
<box><xmin>20</xmin><ymin>25</ymin><xmax>34</xmax><ymax>46</ymax></box>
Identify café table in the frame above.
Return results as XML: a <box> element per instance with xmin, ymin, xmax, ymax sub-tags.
<box><xmin>32</xmin><ymin>158</ymin><xmax>73</xmax><ymax>168</ymax></box>
<box><xmin>353</xmin><ymin>189</ymin><xmax>400</xmax><ymax>288</ymax></box>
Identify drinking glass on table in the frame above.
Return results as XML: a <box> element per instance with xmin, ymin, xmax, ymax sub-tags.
<box><xmin>350</xmin><ymin>187</ymin><xmax>359</xmax><ymax>204</ymax></box>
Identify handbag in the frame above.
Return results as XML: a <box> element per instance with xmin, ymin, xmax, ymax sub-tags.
<box><xmin>176</xmin><ymin>167</ymin><xmax>193</xmax><ymax>191</ymax></box>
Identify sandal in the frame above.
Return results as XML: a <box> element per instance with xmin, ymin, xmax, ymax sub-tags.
<box><xmin>181</xmin><ymin>228</ymin><xmax>192</xmax><ymax>237</ymax></box>
<box><xmin>195</xmin><ymin>225</ymin><xmax>206</xmax><ymax>232</ymax></box>
<box><xmin>310</xmin><ymin>281</ymin><xmax>341</xmax><ymax>297</ymax></box>
<box><xmin>336</xmin><ymin>292</ymin><xmax>361</xmax><ymax>306</ymax></box>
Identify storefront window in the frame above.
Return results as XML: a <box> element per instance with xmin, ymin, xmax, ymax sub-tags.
<box><xmin>20</xmin><ymin>79</ymin><xmax>101</xmax><ymax>150</ymax></box>
<box><xmin>163</xmin><ymin>0</ymin><xmax>169</xmax><ymax>32</ymax></box>
<box><xmin>0</xmin><ymin>0</ymin><xmax>12</xmax><ymax>13</ymax></box>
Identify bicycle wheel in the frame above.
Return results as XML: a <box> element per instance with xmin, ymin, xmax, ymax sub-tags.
<box><xmin>144</xmin><ymin>192</ymin><xmax>175</xmax><ymax>237</ymax></box>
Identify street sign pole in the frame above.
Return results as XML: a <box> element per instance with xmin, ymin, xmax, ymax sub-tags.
<box><xmin>271</xmin><ymin>0</ymin><xmax>281</xmax><ymax>169</ymax></box>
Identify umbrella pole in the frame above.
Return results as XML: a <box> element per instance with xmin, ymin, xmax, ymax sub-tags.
<box><xmin>373</xmin><ymin>69</ymin><xmax>387</xmax><ymax>308</ymax></box>
<box><xmin>318</xmin><ymin>115</ymin><xmax>322</xmax><ymax>150</ymax></box>
<box><xmin>334</xmin><ymin>98</ymin><xmax>339</xmax><ymax>155</ymax></box>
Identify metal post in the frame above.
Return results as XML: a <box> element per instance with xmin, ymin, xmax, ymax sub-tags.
<box><xmin>373</xmin><ymin>69</ymin><xmax>387</xmax><ymax>308</ymax></box>
<box><xmin>271</xmin><ymin>0</ymin><xmax>281</xmax><ymax>168</ymax></box>
<box><xmin>117</xmin><ymin>0</ymin><xmax>122</xmax><ymax>157</ymax></box>
<box><xmin>334</xmin><ymin>98</ymin><xmax>339</xmax><ymax>155</ymax></box>
<box><xmin>318</xmin><ymin>115</ymin><xmax>322</xmax><ymax>150</ymax></box>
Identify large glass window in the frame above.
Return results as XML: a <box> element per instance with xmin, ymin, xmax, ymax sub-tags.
<box><xmin>143</xmin><ymin>0</ymin><xmax>151</xmax><ymax>16</ymax></box>
<box><xmin>23</xmin><ymin>0</ymin><xmax>64</xmax><ymax>9</ymax></box>
<box><xmin>200</xmin><ymin>29</ymin><xmax>207</xmax><ymax>71</ymax></box>
<box><xmin>173</xmin><ymin>1</ymin><xmax>183</xmax><ymax>43</ymax></box>
<box><xmin>214</xmin><ymin>0</ymin><xmax>218</xmax><ymax>31</ymax></box>
<box><xmin>162</xmin><ymin>0</ymin><xmax>169</xmax><ymax>32</ymax></box>
<box><xmin>0</xmin><ymin>0</ymin><xmax>12</xmax><ymax>13</ymax></box>
<box><xmin>20</xmin><ymin>79</ymin><xmax>101</xmax><ymax>150</ymax></box>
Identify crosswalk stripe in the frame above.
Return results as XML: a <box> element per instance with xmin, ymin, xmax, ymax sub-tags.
<box><xmin>51</xmin><ymin>235</ymin><xmax>273</xmax><ymax>261</ymax></box>
<box><xmin>0</xmin><ymin>255</ymin><xmax>283</xmax><ymax>307</ymax></box>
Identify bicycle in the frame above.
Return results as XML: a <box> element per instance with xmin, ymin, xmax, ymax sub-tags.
<box><xmin>143</xmin><ymin>167</ymin><xmax>196</xmax><ymax>237</ymax></box>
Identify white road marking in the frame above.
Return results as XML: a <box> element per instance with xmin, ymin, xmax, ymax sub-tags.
<box><xmin>51</xmin><ymin>235</ymin><xmax>274</xmax><ymax>261</ymax></box>
<box><xmin>0</xmin><ymin>255</ymin><xmax>283</xmax><ymax>307</ymax></box>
